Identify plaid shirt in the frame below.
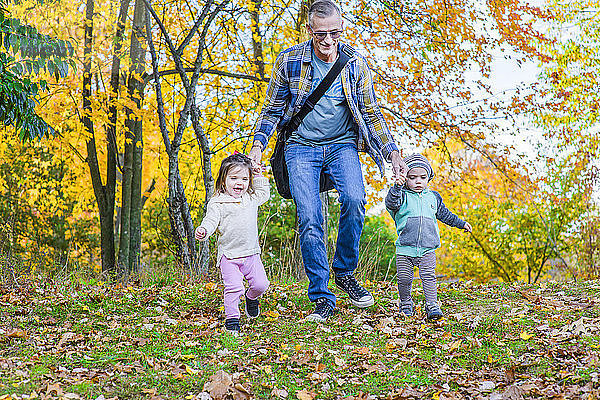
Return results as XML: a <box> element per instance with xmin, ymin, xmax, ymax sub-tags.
<box><xmin>253</xmin><ymin>40</ymin><xmax>399</xmax><ymax>174</ymax></box>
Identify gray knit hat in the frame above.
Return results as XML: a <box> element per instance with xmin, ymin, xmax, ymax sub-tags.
<box><xmin>403</xmin><ymin>153</ymin><xmax>434</xmax><ymax>181</ymax></box>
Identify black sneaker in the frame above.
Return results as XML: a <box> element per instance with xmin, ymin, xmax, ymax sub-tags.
<box><xmin>245</xmin><ymin>291</ymin><xmax>260</xmax><ymax>319</ymax></box>
<box><xmin>400</xmin><ymin>300</ymin><xmax>414</xmax><ymax>317</ymax></box>
<box><xmin>305</xmin><ymin>298</ymin><xmax>335</xmax><ymax>322</ymax></box>
<box><xmin>224</xmin><ymin>318</ymin><xmax>240</xmax><ymax>335</ymax></box>
<box><xmin>425</xmin><ymin>302</ymin><xmax>443</xmax><ymax>321</ymax></box>
<box><xmin>334</xmin><ymin>274</ymin><xmax>374</xmax><ymax>308</ymax></box>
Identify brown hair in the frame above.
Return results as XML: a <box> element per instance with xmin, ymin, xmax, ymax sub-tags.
<box><xmin>214</xmin><ymin>153</ymin><xmax>255</xmax><ymax>195</ymax></box>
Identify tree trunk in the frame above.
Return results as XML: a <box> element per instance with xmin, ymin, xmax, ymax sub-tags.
<box><xmin>118</xmin><ymin>0</ymin><xmax>147</xmax><ymax>276</ymax></box>
<box><xmin>82</xmin><ymin>0</ymin><xmax>117</xmax><ymax>275</ymax></box>
<box><xmin>250</xmin><ymin>0</ymin><xmax>264</xmax><ymax>79</ymax></box>
<box><xmin>167</xmin><ymin>156</ymin><xmax>195</xmax><ymax>269</ymax></box>
<box><xmin>106</xmin><ymin>0</ymin><xmax>130</xmax><ymax>260</ymax></box>
<box><xmin>118</xmin><ymin>121</ymin><xmax>133</xmax><ymax>276</ymax></box>
<box><xmin>130</xmin><ymin>117</ymin><xmax>144</xmax><ymax>272</ymax></box>
<box><xmin>191</xmin><ymin>109</ymin><xmax>213</xmax><ymax>275</ymax></box>
<box><xmin>297</xmin><ymin>0</ymin><xmax>311</xmax><ymax>41</ymax></box>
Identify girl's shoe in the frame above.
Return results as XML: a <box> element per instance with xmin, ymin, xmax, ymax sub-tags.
<box><xmin>399</xmin><ymin>300</ymin><xmax>414</xmax><ymax>317</ymax></box>
<box><xmin>245</xmin><ymin>292</ymin><xmax>260</xmax><ymax>319</ymax></box>
<box><xmin>224</xmin><ymin>318</ymin><xmax>240</xmax><ymax>335</ymax></box>
<box><xmin>425</xmin><ymin>302</ymin><xmax>443</xmax><ymax>321</ymax></box>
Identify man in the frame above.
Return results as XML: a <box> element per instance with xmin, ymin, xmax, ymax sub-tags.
<box><xmin>249</xmin><ymin>0</ymin><xmax>406</xmax><ymax>321</ymax></box>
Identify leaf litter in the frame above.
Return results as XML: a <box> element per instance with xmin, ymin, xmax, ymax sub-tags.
<box><xmin>1</xmin><ymin>278</ymin><xmax>599</xmax><ymax>399</ymax></box>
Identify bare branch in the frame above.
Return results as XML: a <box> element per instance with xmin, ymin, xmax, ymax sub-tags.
<box><xmin>176</xmin><ymin>0</ymin><xmax>214</xmax><ymax>56</ymax></box>
<box><xmin>145</xmin><ymin>9</ymin><xmax>172</xmax><ymax>155</ymax></box>
<box><xmin>144</xmin><ymin>67</ymin><xmax>270</xmax><ymax>84</ymax></box>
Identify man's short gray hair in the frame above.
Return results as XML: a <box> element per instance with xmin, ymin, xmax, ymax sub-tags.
<box><xmin>308</xmin><ymin>0</ymin><xmax>341</xmax><ymax>27</ymax></box>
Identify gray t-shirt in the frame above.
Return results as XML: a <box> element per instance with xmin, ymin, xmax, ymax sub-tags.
<box><xmin>289</xmin><ymin>49</ymin><xmax>357</xmax><ymax>146</ymax></box>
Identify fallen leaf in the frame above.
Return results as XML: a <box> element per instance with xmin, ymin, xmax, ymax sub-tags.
<box><xmin>353</xmin><ymin>347</ymin><xmax>370</xmax><ymax>355</ymax></box>
<box><xmin>6</xmin><ymin>329</ymin><xmax>27</xmax><ymax>338</ymax></box>
<box><xmin>45</xmin><ymin>383</ymin><xmax>63</xmax><ymax>397</ymax></box>
<box><xmin>439</xmin><ymin>392</ymin><xmax>463</xmax><ymax>400</ymax></box>
<box><xmin>519</xmin><ymin>331</ymin><xmax>533</xmax><ymax>340</ymax></box>
<box><xmin>296</xmin><ymin>389</ymin><xmax>316</xmax><ymax>400</ymax></box>
<box><xmin>271</xmin><ymin>388</ymin><xmax>289</xmax><ymax>398</ymax></box>
<box><xmin>203</xmin><ymin>371</ymin><xmax>232</xmax><ymax>398</ymax></box>
<box><xmin>502</xmin><ymin>384</ymin><xmax>524</xmax><ymax>400</ymax></box>
<box><xmin>334</xmin><ymin>356</ymin><xmax>346</xmax><ymax>368</ymax></box>
<box><xmin>479</xmin><ymin>381</ymin><xmax>495</xmax><ymax>392</ymax></box>
<box><xmin>58</xmin><ymin>332</ymin><xmax>75</xmax><ymax>347</ymax></box>
<box><xmin>186</xmin><ymin>365</ymin><xmax>199</xmax><ymax>375</ymax></box>
<box><xmin>202</xmin><ymin>370</ymin><xmax>250</xmax><ymax>400</ymax></box>
<box><xmin>449</xmin><ymin>340</ymin><xmax>462</xmax><ymax>352</ymax></box>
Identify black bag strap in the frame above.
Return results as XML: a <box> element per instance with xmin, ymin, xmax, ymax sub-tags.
<box><xmin>284</xmin><ymin>45</ymin><xmax>354</xmax><ymax>136</ymax></box>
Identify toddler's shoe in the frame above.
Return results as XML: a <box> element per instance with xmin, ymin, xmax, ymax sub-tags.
<box><xmin>399</xmin><ymin>299</ymin><xmax>414</xmax><ymax>317</ymax></box>
<box><xmin>245</xmin><ymin>291</ymin><xmax>260</xmax><ymax>319</ymax></box>
<box><xmin>425</xmin><ymin>302</ymin><xmax>444</xmax><ymax>321</ymax></box>
<box><xmin>224</xmin><ymin>318</ymin><xmax>240</xmax><ymax>335</ymax></box>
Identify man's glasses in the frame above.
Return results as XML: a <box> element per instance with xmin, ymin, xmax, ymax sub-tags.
<box><xmin>311</xmin><ymin>29</ymin><xmax>343</xmax><ymax>40</ymax></box>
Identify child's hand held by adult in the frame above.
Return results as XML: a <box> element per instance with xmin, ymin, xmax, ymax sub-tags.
<box><xmin>195</xmin><ymin>226</ymin><xmax>207</xmax><ymax>241</ymax></box>
<box><xmin>252</xmin><ymin>163</ymin><xmax>266</xmax><ymax>176</ymax></box>
<box><xmin>390</xmin><ymin>150</ymin><xmax>407</xmax><ymax>186</ymax></box>
<box><xmin>249</xmin><ymin>142</ymin><xmax>263</xmax><ymax>169</ymax></box>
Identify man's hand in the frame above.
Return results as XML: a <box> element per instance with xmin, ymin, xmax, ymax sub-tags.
<box><xmin>195</xmin><ymin>227</ymin><xmax>207</xmax><ymax>241</ymax></box>
<box><xmin>390</xmin><ymin>150</ymin><xmax>407</xmax><ymax>185</ymax></box>
<box><xmin>464</xmin><ymin>222</ymin><xmax>473</xmax><ymax>233</ymax></box>
<box><xmin>248</xmin><ymin>141</ymin><xmax>264</xmax><ymax>169</ymax></box>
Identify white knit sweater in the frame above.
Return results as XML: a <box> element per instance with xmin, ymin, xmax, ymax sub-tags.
<box><xmin>198</xmin><ymin>176</ymin><xmax>270</xmax><ymax>260</ymax></box>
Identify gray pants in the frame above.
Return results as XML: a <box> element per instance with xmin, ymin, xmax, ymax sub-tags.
<box><xmin>396</xmin><ymin>252</ymin><xmax>438</xmax><ymax>305</ymax></box>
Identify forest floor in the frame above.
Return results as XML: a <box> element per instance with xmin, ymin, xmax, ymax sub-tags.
<box><xmin>1</xmin><ymin>274</ymin><xmax>600</xmax><ymax>399</ymax></box>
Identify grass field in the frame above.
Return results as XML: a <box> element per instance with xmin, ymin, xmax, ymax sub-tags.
<box><xmin>1</xmin><ymin>276</ymin><xmax>599</xmax><ymax>399</ymax></box>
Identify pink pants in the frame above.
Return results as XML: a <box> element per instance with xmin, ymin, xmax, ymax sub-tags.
<box><xmin>220</xmin><ymin>254</ymin><xmax>270</xmax><ymax>319</ymax></box>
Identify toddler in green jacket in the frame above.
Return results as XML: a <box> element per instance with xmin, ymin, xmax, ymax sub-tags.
<box><xmin>385</xmin><ymin>154</ymin><xmax>472</xmax><ymax>321</ymax></box>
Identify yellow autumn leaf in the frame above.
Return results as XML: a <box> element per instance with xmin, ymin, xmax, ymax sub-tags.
<box><xmin>449</xmin><ymin>340</ymin><xmax>462</xmax><ymax>352</ymax></box>
<box><xmin>205</xmin><ymin>282</ymin><xmax>217</xmax><ymax>291</ymax></box>
<box><xmin>185</xmin><ymin>365</ymin><xmax>198</xmax><ymax>375</ymax></box>
<box><xmin>520</xmin><ymin>331</ymin><xmax>534</xmax><ymax>340</ymax></box>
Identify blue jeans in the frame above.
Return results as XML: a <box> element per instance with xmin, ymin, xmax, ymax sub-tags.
<box><xmin>285</xmin><ymin>142</ymin><xmax>366</xmax><ymax>306</ymax></box>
